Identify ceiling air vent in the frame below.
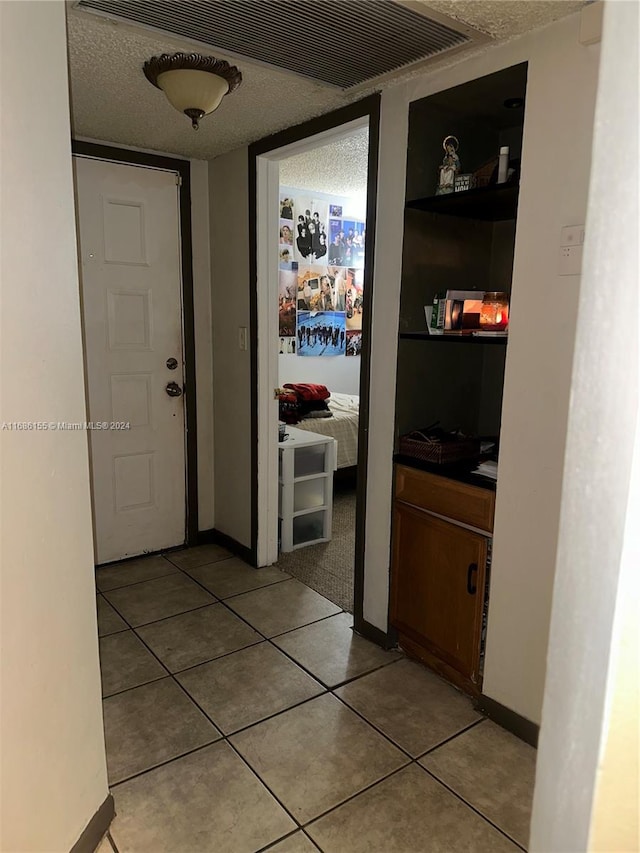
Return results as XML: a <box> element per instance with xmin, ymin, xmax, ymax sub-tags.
<box><xmin>75</xmin><ymin>0</ymin><xmax>480</xmax><ymax>89</ymax></box>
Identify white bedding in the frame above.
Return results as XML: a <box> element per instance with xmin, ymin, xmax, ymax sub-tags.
<box><xmin>295</xmin><ymin>393</ymin><xmax>359</xmax><ymax>468</ymax></box>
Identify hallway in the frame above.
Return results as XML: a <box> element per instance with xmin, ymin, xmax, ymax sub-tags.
<box><xmin>96</xmin><ymin>547</ymin><xmax>535</xmax><ymax>852</ymax></box>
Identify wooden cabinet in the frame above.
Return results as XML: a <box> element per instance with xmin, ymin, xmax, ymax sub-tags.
<box><xmin>390</xmin><ymin>464</ymin><xmax>493</xmax><ymax>696</ymax></box>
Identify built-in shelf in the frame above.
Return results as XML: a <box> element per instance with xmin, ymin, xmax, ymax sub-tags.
<box><xmin>406</xmin><ymin>183</ymin><xmax>519</xmax><ymax>221</ymax></box>
<box><xmin>399</xmin><ymin>332</ymin><xmax>508</xmax><ymax>345</ymax></box>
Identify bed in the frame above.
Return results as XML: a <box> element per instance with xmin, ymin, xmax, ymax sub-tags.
<box><xmin>294</xmin><ymin>392</ymin><xmax>359</xmax><ymax>469</ymax></box>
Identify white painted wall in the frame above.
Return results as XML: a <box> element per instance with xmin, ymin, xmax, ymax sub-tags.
<box><xmin>209</xmin><ymin>147</ymin><xmax>252</xmax><ymax>548</ymax></box>
<box><xmin>530</xmin><ymin>1</ymin><xmax>639</xmax><ymax>848</ymax></box>
<box><xmin>0</xmin><ymin>2</ymin><xmax>109</xmax><ymax>850</ymax></box>
<box><xmin>207</xmin><ymin>11</ymin><xmax>601</xmax><ymax>724</ymax></box>
<box><xmin>279</xmin><ymin>353</ymin><xmax>362</xmax><ymax>396</ymax></box>
<box><xmin>363</xmin><ymin>11</ymin><xmax>601</xmax><ymax>725</ymax></box>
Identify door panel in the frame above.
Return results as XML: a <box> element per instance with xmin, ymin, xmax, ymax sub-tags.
<box><xmin>391</xmin><ymin>502</ymin><xmax>487</xmax><ymax>682</ymax></box>
<box><xmin>74</xmin><ymin>157</ymin><xmax>186</xmax><ymax>563</ymax></box>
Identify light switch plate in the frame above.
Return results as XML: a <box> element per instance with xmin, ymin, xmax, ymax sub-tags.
<box><xmin>560</xmin><ymin>225</ymin><xmax>585</xmax><ymax>246</ymax></box>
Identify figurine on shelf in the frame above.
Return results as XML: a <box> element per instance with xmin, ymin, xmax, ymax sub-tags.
<box><xmin>436</xmin><ymin>135</ymin><xmax>460</xmax><ymax>195</ymax></box>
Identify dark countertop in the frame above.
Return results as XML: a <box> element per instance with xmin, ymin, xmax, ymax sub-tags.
<box><xmin>393</xmin><ymin>453</ymin><xmax>497</xmax><ymax>492</ymax></box>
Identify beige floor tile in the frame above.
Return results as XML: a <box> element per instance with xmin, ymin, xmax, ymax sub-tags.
<box><xmin>103</xmin><ymin>573</ymin><xmax>215</xmax><ymax>627</ymax></box>
<box><xmin>420</xmin><ymin>720</ymin><xmax>536</xmax><ymax>847</ymax></box>
<box><xmin>307</xmin><ymin>764</ymin><xmax>519</xmax><ymax>853</ymax></box>
<box><xmin>273</xmin><ymin>612</ymin><xmax>401</xmax><ymax>687</ymax></box>
<box><xmin>95</xmin><ymin>555</ymin><xmax>178</xmax><ymax>592</ymax></box>
<box><xmin>335</xmin><ymin>658</ymin><xmax>481</xmax><ymax>757</ymax></box>
<box><xmin>165</xmin><ymin>543</ymin><xmax>231</xmax><ymax>570</ymax></box>
<box><xmin>177</xmin><ymin>642</ymin><xmax>324</xmax><ymax>734</ymax></box>
<box><xmin>184</xmin><ymin>556</ymin><xmax>291</xmax><ymax>599</ymax></box>
<box><xmin>103</xmin><ymin>678</ymin><xmax>220</xmax><ymax>784</ymax></box>
<box><xmin>136</xmin><ymin>603</ymin><xmax>261</xmax><ymax>672</ymax></box>
<box><xmin>111</xmin><ymin>741</ymin><xmax>295</xmax><ymax>853</ymax></box>
<box><xmin>226</xmin><ymin>579</ymin><xmax>341</xmax><ymax>637</ymax></box>
<box><xmin>230</xmin><ymin>693</ymin><xmax>407</xmax><ymax>823</ymax></box>
<box><xmin>97</xmin><ymin>595</ymin><xmax>128</xmax><ymax>637</ymax></box>
<box><xmin>99</xmin><ymin>631</ymin><xmax>166</xmax><ymax>696</ymax></box>
<box><xmin>266</xmin><ymin>832</ymin><xmax>319</xmax><ymax>852</ymax></box>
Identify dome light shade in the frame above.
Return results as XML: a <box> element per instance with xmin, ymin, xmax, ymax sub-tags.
<box><xmin>143</xmin><ymin>53</ymin><xmax>242</xmax><ymax>130</ymax></box>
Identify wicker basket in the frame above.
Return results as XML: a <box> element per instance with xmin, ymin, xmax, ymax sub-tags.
<box><xmin>399</xmin><ymin>431</ymin><xmax>481</xmax><ymax>465</ymax></box>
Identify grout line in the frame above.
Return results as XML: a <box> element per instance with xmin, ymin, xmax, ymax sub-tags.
<box><xmin>102</xmin><ymin>672</ymin><xmax>170</xmax><ymax>701</ymax></box>
<box><xmin>301</xmin><ymin>828</ymin><xmax>324</xmax><ymax>852</ymax></box>
<box><xmin>324</xmin><ymin>654</ymin><xmax>404</xmax><ymax>690</ymax></box>
<box><xmin>106</xmin><ymin>600</ymin><xmax>218</xmax><ymax>630</ymax></box>
<box><xmin>214</xmin><ymin>576</ymin><xmax>294</xmax><ymax>601</ymax></box>
<box><xmin>109</xmin><ymin>738</ymin><xmax>223</xmax><ymax>789</ymax></box>
<box><xmin>418</xmin><ymin>765</ymin><xmax>528</xmax><ymax>852</ymax></box>
<box><xmin>165</xmin><ymin>638</ymin><xmax>267</xmax><ymax>677</ymax></box>
<box><xmin>224</xmin><ymin>691</ymin><xmax>329</xmax><ymax>739</ymax></box>
<box><xmin>254</xmin><ymin>828</ymin><xmax>301</xmax><ymax>853</ymax></box>
<box><xmin>163</xmin><ymin>552</ymin><xmax>234</xmax><ymax>570</ymax></box>
<box><xmin>302</xmin><ymin>762</ymin><xmax>411</xmax><ymax>830</ymax></box>
<box><xmin>415</xmin><ymin>717</ymin><xmax>486</xmax><ymax>760</ymax></box>
<box><xmin>329</xmin><ymin>692</ymin><xmax>416</xmax><ymax>762</ymax></box>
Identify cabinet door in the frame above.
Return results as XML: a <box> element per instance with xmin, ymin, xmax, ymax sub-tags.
<box><xmin>390</xmin><ymin>501</ymin><xmax>487</xmax><ymax>684</ymax></box>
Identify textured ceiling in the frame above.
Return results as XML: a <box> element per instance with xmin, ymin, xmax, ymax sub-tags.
<box><xmin>66</xmin><ymin>1</ymin><xmax>584</xmax><ymax>160</ymax></box>
<box><xmin>279</xmin><ymin>128</ymin><xmax>370</xmax><ymax>197</ymax></box>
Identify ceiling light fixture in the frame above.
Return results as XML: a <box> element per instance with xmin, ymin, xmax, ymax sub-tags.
<box><xmin>143</xmin><ymin>52</ymin><xmax>242</xmax><ymax>130</ymax></box>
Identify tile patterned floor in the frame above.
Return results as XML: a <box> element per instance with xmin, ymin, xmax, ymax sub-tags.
<box><xmin>96</xmin><ymin>549</ymin><xmax>535</xmax><ymax>853</ymax></box>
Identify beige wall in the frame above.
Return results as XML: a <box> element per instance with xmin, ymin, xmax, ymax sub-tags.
<box><xmin>209</xmin><ymin>147</ymin><xmax>252</xmax><ymax>547</ymax></box>
<box><xmin>364</xmin><ymin>11</ymin><xmax>600</xmax><ymax>725</ymax></box>
<box><xmin>0</xmin><ymin>2</ymin><xmax>109</xmax><ymax>850</ymax></box>
<box><xmin>531</xmin><ymin>1</ymin><xmax>639</xmax><ymax>848</ymax></box>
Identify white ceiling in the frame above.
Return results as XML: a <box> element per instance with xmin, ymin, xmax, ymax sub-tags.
<box><xmin>279</xmin><ymin>128</ymin><xmax>370</xmax><ymax>198</ymax></box>
<box><xmin>66</xmin><ymin>1</ymin><xmax>583</xmax><ymax>161</ymax></box>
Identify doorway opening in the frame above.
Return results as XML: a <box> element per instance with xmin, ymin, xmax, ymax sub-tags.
<box><xmin>250</xmin><ymin>96</ymin><xmax>380</xmax><ymax>630</ymax></box>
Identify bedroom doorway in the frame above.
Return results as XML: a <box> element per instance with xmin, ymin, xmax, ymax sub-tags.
<box><xmin>250</xmin><ymin>97</ymin><xmax>380</xmax><ymax>627</ymax></box>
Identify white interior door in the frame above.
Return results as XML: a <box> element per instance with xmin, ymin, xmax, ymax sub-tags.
<box><xmin>74</xmin><ymin>156</ymin><xmax>186</xmax><ymax>564</ymax></box>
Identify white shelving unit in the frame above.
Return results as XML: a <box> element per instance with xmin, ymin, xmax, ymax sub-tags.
<box><xmin>278</xmin><ymin>426</ymin><xmax>337</xmax><ymax>553</ymax></box>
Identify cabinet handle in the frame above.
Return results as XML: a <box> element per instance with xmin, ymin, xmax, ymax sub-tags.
<box><xmin>467</xmin><ymin>563</ymin><xmax>478</xmax><ymax>595</ymax></box>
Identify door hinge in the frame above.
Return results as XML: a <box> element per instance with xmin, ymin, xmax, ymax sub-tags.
<box><xmin>175</xmin><ymin>174</ymin><xmax>182</xmax><ymax>187</ymax></box>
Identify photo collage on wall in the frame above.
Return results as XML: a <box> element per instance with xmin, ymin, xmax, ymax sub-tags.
<box><xmin>278</xmin><ymin>190</ymin><xmax>365</xmax><ymax>357</ymax></box>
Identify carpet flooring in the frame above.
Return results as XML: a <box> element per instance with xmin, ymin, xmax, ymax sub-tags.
<box><xmin>276</xmin><ymin>484</ymin><xmax>355</xmax><ymax>612</ymax></box>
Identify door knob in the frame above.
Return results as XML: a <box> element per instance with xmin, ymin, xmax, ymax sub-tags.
<box><xmin>165</xmin><ymin>381</ymin><xmax>183</xmax><ymax>398</ymax></box>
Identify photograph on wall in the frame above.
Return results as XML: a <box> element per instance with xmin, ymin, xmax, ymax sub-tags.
<box><xmin>328</xmin><ymin>266</ymin><xmax>347</xmax><ymax>311</ymax></box>
<box><xmin>279</xmin><ymin>269</ymin><xmax>296</xmax><ymax>336</ymax></box>
<box><xmin>293</xmin><ymin>198</ymin><xmax>329</xmax><ymax>263</ymax></box>
<box><xmin>296</xmin><ymin>311</ymin><xmax>346</xmax><ymax>357</ymax></box>
<box><xmin>279</xmin><ymin>248</ymin><xmax>297</xmax><ymax>271</ymax></box>
<box><xmin>296</xmin><ymin>265</ymin><xmax>324</xmax><ymax>312</ymax></box>
<box><xmin>279</xmin><ymin>336</ymin><xmax>296</xmax><ymax>354</ymax></box>
<box><xmin>329</xmin><ymin>204</ymin><xmax>343</xmax><ymax>217</ymax></box>
<box><xmin>280</xmin><ymin>195</ymin><xmax>294</xmax><ymax>220</ymax></box>
<box><xmin>279</xmin><ymin>220</ymin><xmax>294</xmax><ymax>245</ymax></box>
<box><xmin>327</xmin><ymin>219</ymin><xmax>365</xmax><ymax>267</ymax></box>
<box><xmin>346</xmin><ymin>330</ymin><xmax>362</xmax><ymax>356</ymax></box>
<box><xmin>345</xmin><ymin>267</ymin><xmax>364</xmax><ymax>330</ymax></box>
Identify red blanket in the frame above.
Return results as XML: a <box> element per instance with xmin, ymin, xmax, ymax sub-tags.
<box><xmin>283</xmin><ymin>383</ymin><xmax>330</xmax><ymax>402</ymax></box>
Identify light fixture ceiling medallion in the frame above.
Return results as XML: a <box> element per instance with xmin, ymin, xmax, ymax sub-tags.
<box><xmin>143</xmin><ymin>52</ymin><xmax>242</xmax><ymax>130</ymax></box>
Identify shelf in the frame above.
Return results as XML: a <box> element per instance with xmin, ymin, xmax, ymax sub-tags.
<box><xmin>279</xmin><ymin>472</ymin><xmax>328</xmax><ymax>485</ymax></box>
<box><xmin>292</xmin><ymin>504</ymin><xmax>328</xmax><ymax>518</ymax></box>
<box><xmin>399</xmin><ymin>332</ymin><xmax>508</xmax><ymax>345</ymax></box>
<box><xmin>406</xmin><ymin>184</ymin><xmax>519</xmax><ymax>221</ymax></box>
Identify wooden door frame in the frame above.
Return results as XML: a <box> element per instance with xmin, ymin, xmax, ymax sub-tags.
<box><xmin>248</xmin><ymin>94</ymin><xmax>381</xmax><ymax>642</ymax></box>
<box><xmin>72</xmin><ymin>140</ymin><xmax>199</xmax><ymax>548</ymax></box>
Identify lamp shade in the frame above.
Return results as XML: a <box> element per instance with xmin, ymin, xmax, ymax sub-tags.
<box><xmin>143</xmin><ymin>53</ymin><xmax>242</xmax><ymax>129</ymax></box>
<box><xmin>156</xmin><ymin>69</ymin><xmax>230</xmax><ymax>116</ymax></box>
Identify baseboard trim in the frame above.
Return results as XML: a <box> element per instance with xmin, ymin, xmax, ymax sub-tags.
<box><xmin>197</xmin><ymin>528</ymin><xmax>254</xmax><ymax>565</ymax></box>
<box><xmin>353</xmin><ymin>616</ymin><xmax>396</xmax><ymax>650</ymax></box>
<box><xmin>476</xmin><ymin>694</ymin><xmax>539</xmax><ymax>747</ymax></box>
<box><xmin>70</xmin><ymin>794</ymin><xmax>115</xmax><ymax>853</ymax></box>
